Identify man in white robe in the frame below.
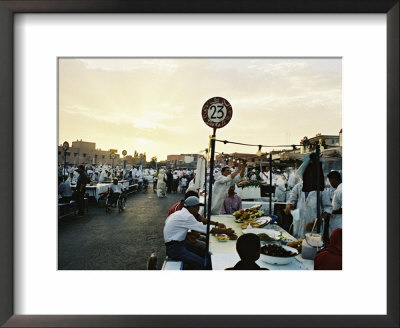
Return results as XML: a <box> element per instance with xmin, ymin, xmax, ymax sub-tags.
<box><xmin>210</xmin><ymin>162</ymin><xmax>246</xmax><ymax>214</ymax></box>
<box><xmin>156</xmin><ymin>168</ymin><xmax>167</xmax><ymax>198</ymax></box>
<box><xmin>327</xmin><ymin>171</ymin><xmax>342</xmax><ymax>237</ymax></box>
<box><xmin>284</xmin><ymin>183</ymin><xmax>332</xmax><ymax>239</ymax></box>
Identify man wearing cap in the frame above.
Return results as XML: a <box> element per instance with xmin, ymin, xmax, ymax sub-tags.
<box><xmin>164</xmin><ymin>196</ymin><xmax>235</xmax><ymax>269</ymax></box>
<box><xmin>109</xmin><ymin>177</ymin><xmax>123</xmax><ymax>207</ymax></box>
<box><xmin>210</xmin><ymin>162</ymin><xmax>246</xmax><ymax>215</ymax></box>
<box><xmin>74</xmin><ymin>165</ymin><xmax>88</xmax><ymax>217</ymax></box>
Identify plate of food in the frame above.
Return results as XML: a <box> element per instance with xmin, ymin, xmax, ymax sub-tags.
<box><xmin>233</xmin><ymin>208</ymin><xmax>264</xmax><ymax>223</ymax></box>
<box><xmin>242</xmin><ymin>228</ymin><xmax>280</xmax><ymax>240</ymax></box>
<box><xmin>259</xmin><ymin>244</ymin><xmax>298</xmax><ymax>265</ymax></box>
<box><xmin>215</xmin><ymin>234</ymin><xmax>230</xmax><ymax>242</ymax></box>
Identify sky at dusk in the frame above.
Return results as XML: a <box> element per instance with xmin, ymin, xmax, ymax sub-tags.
<box><xmin>58</xmin><ymin>58</ymin><xmax>341</xmax><ymax>160</ymax></box>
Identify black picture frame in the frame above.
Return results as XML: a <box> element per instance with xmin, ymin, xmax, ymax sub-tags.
<box><xmin>0</xmin><ymin>1</ymin><xmax>398</xmax><ymax>327</ymax></box>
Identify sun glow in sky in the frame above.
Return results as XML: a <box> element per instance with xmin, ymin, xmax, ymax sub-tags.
<box><xmin>59</xmin><ymin>58</ymin><xmax>341</xmax><ymax>160</ymax></box>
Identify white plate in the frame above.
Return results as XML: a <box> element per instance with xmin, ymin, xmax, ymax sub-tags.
<box><xmin>255</xmin><ymin>217</ymin><xmax>270</xmax><ymax>227</ymax></box>
<box><xmin>242</xmin><ymin>228</ymin><xmax>280</xmax><ymax>240</ymax></box>
<box><xmin>259</xmin><ymin>245</ymin><xmax>299</xmax><ymax>265</ymax></box>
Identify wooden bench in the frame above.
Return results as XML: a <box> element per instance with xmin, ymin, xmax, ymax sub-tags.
<box><xmin>161</xmin><ymin>257</ymin><xmax>184</xmax><ymax>270</ymax></box>
<box><xmin>58</xmin><ymin>198</ymin><xmax>88</xmax><ymax>219</ymax></box>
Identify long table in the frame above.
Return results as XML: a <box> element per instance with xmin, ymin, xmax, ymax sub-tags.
<box><xmin>71</xmin><ymin>180</ymin><xmax>131</xmax><ymax>201</ymax></box>
<box><xmin>209</xmin><ymin>215</ymin><xmax>314</xmax><ymax>270</ymax></box>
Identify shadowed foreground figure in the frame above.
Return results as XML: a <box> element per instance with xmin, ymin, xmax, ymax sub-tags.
<box><xmin>314</xmin><ymin>228</ymin><xmax>342</xmax><ymax>270</ymax></box>
<box><xmin>226</xmin><ymin>233</ymin><xmax>268</xmax><ymax>270</ymax></box>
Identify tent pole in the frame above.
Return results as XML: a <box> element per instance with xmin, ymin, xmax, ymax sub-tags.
<box><xmin>316</xmin><ymin>144</ymin><xmax>322</xmax><ymax>233</ymax></box>
<box><xmin>204</xmin><ymin>129</ymin><xmax>216</xmax><ymax>269</ymax></box>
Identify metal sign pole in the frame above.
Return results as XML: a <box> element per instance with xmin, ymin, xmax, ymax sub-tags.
<box><xmin>269</xmin><ymin>153</ymin><xmax>272</xmax><ymax>216</ymax></box>
<box><xmin>201</xmin><ymin>96</ymin><xmax>233</xmax><ymax>269</ymax></box>
<box><xmin>204</xmin><ymin>129</ymin><xmax>216</xmax><ymax>269</ymax></box>
<box><xmin>316</xmin><ymin>144</ymin><xmax>322</xmax><ymax>233</ymax></box>
<box><xmin>62</xmin><ymin>141</ymin><xmax>69</xmax><ymax>179</ymax></box>
<box><xmin>64</xmin><ymin>151</ymin><xmax>67</xmax><ymax>179</ymax></box>
<box><xmin>203</xmin><ymin>151</ymin><xmax>208</xmax><ymax>218</ymax></box>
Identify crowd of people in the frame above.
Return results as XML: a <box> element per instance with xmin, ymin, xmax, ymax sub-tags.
<box><xmin>58</xmin><ymin>163</ymin><xmax>156</xmax><ymax>217</ymax></box>
<box><xmin>161</xmin><ymin>156</ymin><xmax>342</xmax><ymax>270</ymax></box>
<box><xmin>58</xmin><ymin>156</ymin><xmax>342</xmax><ymax>270</ymax></box>
<box><xmin>154</xmin><ymin>168</ymin><xmax>195</xmax><ymax>197</ymax></box>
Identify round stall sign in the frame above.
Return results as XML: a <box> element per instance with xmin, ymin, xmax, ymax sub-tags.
<box><xmin>201</xmin><ymin>97</ymin><xmax>232</xmax><ymax>129</ymax></box>
<box><xmin>110</xmin><ymin>153</ymin><xmax>116</xmax><ymax>159</ymax></box>
<box><xmin>122</xmin><ymin>150</ymin><xmax>127</xmax><ymax>156</ymax></box>
<box><xmin>62</xmin><ymin>141</ymin><xmax>69</xmax><ymax>151</ymax></box>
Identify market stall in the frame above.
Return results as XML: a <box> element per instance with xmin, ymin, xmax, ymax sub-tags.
<box><xmin>236</xmin><ymin>186</ymin><xmax>261</xmax><ymax>199</ymax></box>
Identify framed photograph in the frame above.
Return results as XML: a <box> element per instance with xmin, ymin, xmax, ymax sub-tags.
<box><xmin>1</xmin><ymin>1</ymin><xmax>398</xmax><ymax>327</ymax></box>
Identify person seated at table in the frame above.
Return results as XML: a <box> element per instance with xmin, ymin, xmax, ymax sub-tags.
<box><xmin>92</xmin><ymin>171</ymin><xmax>99</xmax><ymax>182</ymax></box>
<box><xmin>99</xmin><ymin>169</ymin><xmax>111</xmax><ymax>183</ymax></box>
<box><xmin>314</xmin><ymin>228</ymin><xmax>342</xmax><ymax>270</ymax></box>
<box><xmin>127</xmin><ymin>171</ymin><xmax>134</xmax><ymax>185</ymax></box>
<box><xmin>66</xmin><ymin>172</ymin><xmax>77</xmax><ymax>185</ymax></box>
<box><xmin>226</xmin><ymin>233</ymin><xmax>268</xmax><ymax>270</ymax></box>
<box><xmin>220</xmin><ymin>185</ymin><xmax>242</xmax><ymax>215</ymax></box>
<box><xmin>164</xmin><ymin>196</ymin><xmax>235</xmax><ymax>270</ymax></box>
<box><xmin>168</xmin><ymin>191</ymin><xmax>226</xmax><ymax>243</ymax></box>
<box><xmin>58</xmin><ymin>175</ymin><xmax>73</xmax><ymax>203</ymax></box>
<box><xmin>108</xmin><ymin>177</ymin><xmax>123</xmax><ymax>207</ymax></box>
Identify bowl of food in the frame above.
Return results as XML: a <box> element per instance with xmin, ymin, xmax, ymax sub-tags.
<box><xmin>259</xmin><ymin>244</ymin><xmax>298</xmax><ymax>265</ymax></box>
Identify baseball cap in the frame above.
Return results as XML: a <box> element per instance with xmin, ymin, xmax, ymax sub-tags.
<box><xmin>184</xmin><ymin>196</ymin><xmax>204</xmax><ymax>207</ymax></box>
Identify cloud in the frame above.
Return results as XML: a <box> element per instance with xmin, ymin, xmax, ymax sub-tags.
<box><xmin>59</xmin><ymin>58</ymin><xmax>341</xmax><ymax>160</ymax></box>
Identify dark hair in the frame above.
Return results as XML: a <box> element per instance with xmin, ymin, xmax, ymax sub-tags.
<box><xmin>327</xmin><ymin>171</ymin><xmax>342</xmax><ymax>182</ymax></box>
<box><xmin>78</xmin><ymin>164</ymin><xmax>85</xmax><ymax>171</ymax></box>
<box><xmin>221</xmin><ymin>167</ymin><xmax>230</xmax><ymax>174</ymax></box>
<box><xmin>184</xmin><ymin>190</ymin><xmax>199</xmax><ymax>200</ymax></box>
<box><xmin>236</xmin><ymin>233</ymin><xmax>261</xmax><ymax>261</ymax></box>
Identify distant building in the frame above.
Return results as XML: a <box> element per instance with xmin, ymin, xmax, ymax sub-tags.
<box><xmin>58</xmin><ymin>139</ymin><xmax>122</xmax><ymax>166</ymax></box>
<box><xmin>300</xmin><ymin>132</ymin><xmax>341</xmax><ymax>154</ymax></box>
<box><xmin>166</xmin><ymin>154</ymin><xmax>200</xmax><ymax>168</ymax></box>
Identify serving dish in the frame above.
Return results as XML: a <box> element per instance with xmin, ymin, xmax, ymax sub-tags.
<box><xmin>259</xmin><ymin>244</ymin><xmax>299</xmax><ymax>265</ymax></box>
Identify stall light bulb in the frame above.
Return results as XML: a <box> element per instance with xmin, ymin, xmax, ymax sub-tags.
<box><xmin>256</xmin><ymin>145</ymin><xmax>262</xmax><ymax>157</ymax></box>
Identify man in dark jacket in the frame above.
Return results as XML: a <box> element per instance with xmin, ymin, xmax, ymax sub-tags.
<box><xmin>166</xmin><ymin>169</ymin><xmax>173</xmax><ymax>193</ymax></box>
<box><xmin>75</xmin><ymin>165</ymin><xmax>88</xmax><ymax>217</ymax></box>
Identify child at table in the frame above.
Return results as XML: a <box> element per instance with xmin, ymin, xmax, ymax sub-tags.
<box><xmin>225</xmin><ymin>233</ymin><xmax>268</xmax><ymax>270</ymax></box>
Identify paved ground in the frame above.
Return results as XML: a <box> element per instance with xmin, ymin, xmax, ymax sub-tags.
<box><xmin>58</xmin><ymin>187</ymin><xmax>183</xmax><ymax>270</ymax></box>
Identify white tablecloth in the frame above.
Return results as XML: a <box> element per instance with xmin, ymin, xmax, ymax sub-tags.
<box><xmin>72</xmin><ymin>180</ymin><xmax>130</xmax><ymax>201</ymax></box>
<box><xmin>237</xmin><ymin>186</ymin><xmax>261</xmax><ymax>199</ymax></box>
<box><xmin>211</xmin><ymin>253</ymin><xmax>313</xmax><ymax>270</ymax></box>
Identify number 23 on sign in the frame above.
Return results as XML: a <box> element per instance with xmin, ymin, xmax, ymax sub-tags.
<box><xmin>201</xmin><ymin>96</ymin><xmax>233</xmax><ymax>129</ymax></box>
